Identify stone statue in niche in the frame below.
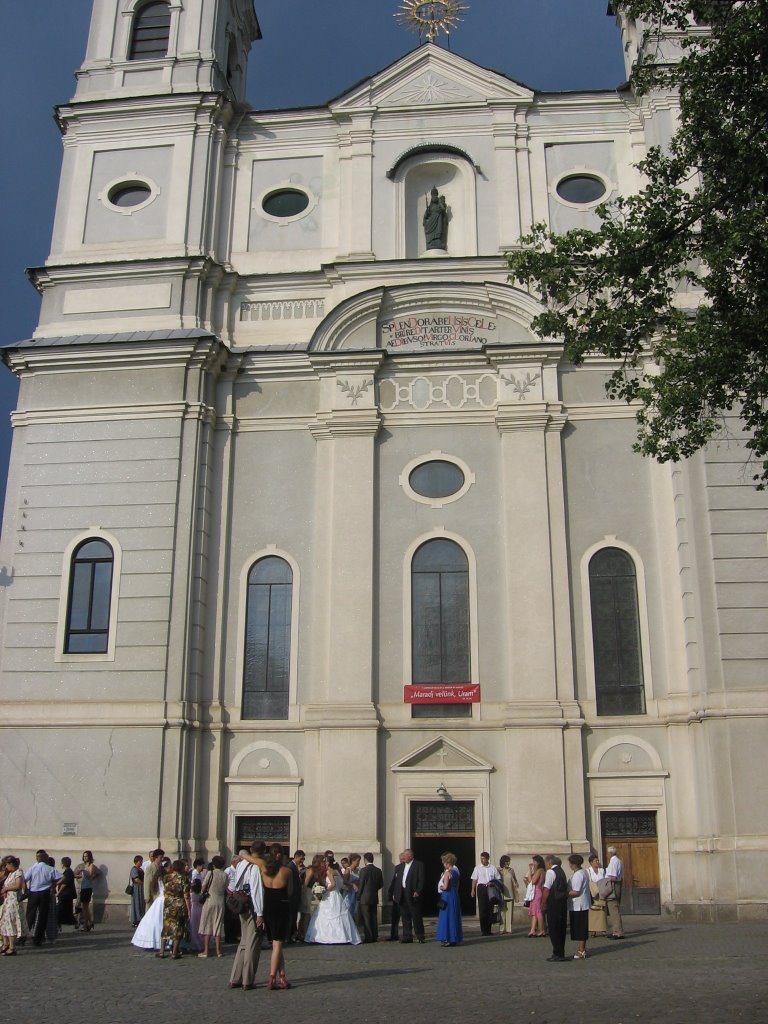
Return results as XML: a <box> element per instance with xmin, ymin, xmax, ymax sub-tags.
<box><xmin>423</xmin><ymin>186</ymin><xmax>449</xmax><ymax>251</ymax></box>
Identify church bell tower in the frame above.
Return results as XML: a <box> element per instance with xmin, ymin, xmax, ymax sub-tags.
<box><xmin>37</xmin><ymin>0</ymin><xmax>261</xmax><ymax>339</ymax></box>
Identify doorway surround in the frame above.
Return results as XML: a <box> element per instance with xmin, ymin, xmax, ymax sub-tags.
<box><xmin>391</xmin><ymin>735</ymin><xmax>493</xmax><ymax>855</ymax></box>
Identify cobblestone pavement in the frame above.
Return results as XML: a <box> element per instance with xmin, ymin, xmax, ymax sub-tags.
<box><xmin>1</xmin><ymin>916</ymin><xmax>767</xmax><ymax>1024</ymax></box>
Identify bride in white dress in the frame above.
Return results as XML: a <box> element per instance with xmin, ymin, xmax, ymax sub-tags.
<box><xmin>305</xmin><ymin>858</ymin><xmax>362</xmax><ymax>945</ymax></box>
<box><xmin>131</xmin><ymin>878</ymin><xmax>164</xmax><ymax>951</ymax></box>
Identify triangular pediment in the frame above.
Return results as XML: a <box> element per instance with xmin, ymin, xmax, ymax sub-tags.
<box><xmin>330</xmin><ymin>43</ymin><xmax>534</xmax><ymax>112</ymax></box>
<box><xmin>391</xmin><ymin>735</ymin><xmax>493</xmax><ymax>772</ymax></box>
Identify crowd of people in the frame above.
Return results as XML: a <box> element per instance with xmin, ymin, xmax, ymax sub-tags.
<box><xmin>0</xmin><ymin>849</ymin><xmax>100</xmax><ymax>954</ymax></box>
<box><xmin>0</xmin><ymin>842</ymin><xmax>626</xmax><ymax>976</ymax></box>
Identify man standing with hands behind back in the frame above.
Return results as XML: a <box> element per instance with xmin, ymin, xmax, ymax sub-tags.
<box><xmin>605</xmin><ymin>846</ymin><xmax>625</xmax><ymax>939</ymax></box>
<box><xmin>391</xmin><ymin>849</ymin><xmax>425</xmax><ymax>944</ymax></box>
<box><xmin>357</xmin><ymin>853</ymin><xmax>384</xmax><ymax>943</ymax></box>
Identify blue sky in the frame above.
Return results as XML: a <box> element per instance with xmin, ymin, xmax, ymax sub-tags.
<box><xmin>0</xmin><ymin>0</ymin><xmax>626</xmax><ymax>503</ymax></box>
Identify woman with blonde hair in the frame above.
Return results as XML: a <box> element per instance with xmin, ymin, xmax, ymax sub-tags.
<box><xmin>436</xmin><ymin>852</ymin><xmax>463</xmax><ymax>947</ymax></box>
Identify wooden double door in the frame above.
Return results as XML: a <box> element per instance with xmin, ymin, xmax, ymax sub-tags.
<box><xmin>601</xmin><ymin>811</ymin><xmax>661</xmax><ymax>915</ymax></box>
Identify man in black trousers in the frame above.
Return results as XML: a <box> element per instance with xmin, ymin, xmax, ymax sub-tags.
<box><xmin>542</xmin><ymin>854</ymin><xmax>569</xmax><ymax>962</ymax></box>
<box><xmin>357</xmin><ymin>852</ymin><xmax>384</xmax><ymax>943</ymax></box>
<box><xmin>24</xmin><ymin>849</ymin><xmax>59</xmax><ymax>946</ymax></box>
<box><xmin>390</xmin><ymin>848</ymin><xmax>425</xmax><ymax>943</ymax></box>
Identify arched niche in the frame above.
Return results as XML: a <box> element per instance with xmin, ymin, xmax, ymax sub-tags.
<box><xmin>395</xmin><ymin>152</ymin><xmax>477</xmax><ymax>259</ymax></box>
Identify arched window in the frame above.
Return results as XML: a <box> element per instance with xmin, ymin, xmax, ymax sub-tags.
<box><xmin>65</xmin><ymin>539</ymin><xmax>115</xmax><ymax>654</ymax></box>
<box><xmin>412</xmin><ymin>538</ymin><xmax>470</xmax><ymax>683</ymax></box>
<box><xmin>243</xmin><ymin>556</ymin><xmax>293</xmax><ymax>720</ymax></box>
<box><xmin>589</xmin><ymin>548</ymin><xmax>646</xmax><ymax>715</ymax></box>
<box><xmin>129</xmin><ymin>1</ymin><xmax>171</xmax><ymax>61</ymax></box>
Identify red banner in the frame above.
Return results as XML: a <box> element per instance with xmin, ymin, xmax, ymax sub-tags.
<box><xmin>404</xmin><ymin>684</ymin><xmax>480</xmax><ymax>704</ymax></box>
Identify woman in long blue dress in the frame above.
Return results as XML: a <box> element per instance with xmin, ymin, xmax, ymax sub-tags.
<box><xmin>436</xmin><ymin>853</ymin><xmax>463</xmax><ymax>947</ymax></box>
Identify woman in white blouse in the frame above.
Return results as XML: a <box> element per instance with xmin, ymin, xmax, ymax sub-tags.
<box><xmin>567</xmin><ymin>854</ymin><xmax>591</xmax><ymax>960</ymax></box>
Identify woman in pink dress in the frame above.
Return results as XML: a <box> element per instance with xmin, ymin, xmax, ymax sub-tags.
<box><xmin>525</xmin><ymin>855</ymin><xmax>546</xmax><ymax>938</ymax></box>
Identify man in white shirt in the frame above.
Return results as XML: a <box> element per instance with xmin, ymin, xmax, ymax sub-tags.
<box><xmin>470</xmin><ymin>852</ymin><xmax>502</xmax><ymax>936</ymax></box>
<box><xmin>605</xmin><ymin>846</ymin><xmax>625</xmax><ymax>939</ymax></box>
<box><xmin>228</xmin><ymin>846</ymin><xmax>264</xmax><ymax>990</ymax></box>
<box><xmin>24</xmin><ymin>849</ymin><xmax>61</xmax><ymax>946</ymax></box>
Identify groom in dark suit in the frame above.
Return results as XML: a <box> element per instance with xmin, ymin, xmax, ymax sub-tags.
<box><xmin>391</xmin><ymin>848</ymin><xmax>425</xmax><ymax>943</ymax></box>
<box><xmin>357</xmin><ymin>853</ymin><xmax>384</xmax><ymax>943</ymax></box>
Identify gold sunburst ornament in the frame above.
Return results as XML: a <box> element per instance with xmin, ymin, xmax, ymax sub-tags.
<box><xmin>394</xmin><ymin>0</ymin><xmax>469</xmax><ymax>43</ymax></box>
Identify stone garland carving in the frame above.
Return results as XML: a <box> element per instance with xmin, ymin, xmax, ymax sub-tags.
<box><xmin>240</xmin><ymin>299</ymin><xmax>325</xmax><ymax>322</ymax></box>
<box><xmin>337</xmin><ymin>378</ymin><xmax>373</xmax><ymax>407</ymax></box>
<box><xmin>500</xmin><ymin>371</ymin><xmax>541</xmax><ymax>400</ymax></box>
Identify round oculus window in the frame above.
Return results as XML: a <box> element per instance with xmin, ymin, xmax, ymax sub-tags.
<box><xmin>108</xmin><ymin>182</ymin><xmax>153</xmax><ymax>208</ymax></box>
<box><xmin>556</xmin><ymin>174</ymin><xmax>607</xmax><ymax>205</ymax></box>
<box><xmin>408</xmin><ymin>460</ymin><xmax>465</xmax><ymax>500</ymax></box>
<box><xmin>261</xmin><ymin>188</ymin><xmax>310</xmax><ymax>218</ymax></box>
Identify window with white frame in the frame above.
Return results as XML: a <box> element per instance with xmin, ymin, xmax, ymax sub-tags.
<box><xmin>588</xmin><ymin>547</ymin><xmax>646</xmax><ymax>716</ymax></box>
<box><xmin>128</xmin><ymin>1</ymin><xmax>171</xmax><ymax>60</ymax></box>
<box><xmin>64</xmin><ymin>539</ymin><xmax>115</xmax><ymax>654</ymax></box>
<box><xmin>411</xmin><ymin>538</ymin><xmax>471</xmax><ymax>719</ymax></box>
<box><xmin>242</xmin><ymin>556</ymin><xmax>293</xmax><ymax>720</ymax></box>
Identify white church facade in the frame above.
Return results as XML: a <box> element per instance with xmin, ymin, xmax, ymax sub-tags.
<box><xmin>1</xmin><ymin>0</ymin><xmax>766</xmax><ymax>920</ymax></box>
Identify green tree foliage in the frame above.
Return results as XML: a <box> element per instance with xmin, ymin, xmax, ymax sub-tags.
<box><xmin>508</xmin><ymin>1</ymin><xmax>768</xmax><ymax>484</ymax></box>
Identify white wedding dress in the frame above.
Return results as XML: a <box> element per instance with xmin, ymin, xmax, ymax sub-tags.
<box><xmin>305</xmin><ymin>871</ymin><xmax>362</xmax><ymax>945</ymax></box>
<box><xmin>131</xmin><ymin>880</ymin><xmax>164</xmax><ymax>950</ymax></box>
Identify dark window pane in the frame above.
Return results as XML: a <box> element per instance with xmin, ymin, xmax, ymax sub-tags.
<box><xmin>66</xmin><ymin>633</ymin><xmax>109</xmax><ymax>655</ymax></box>
<box><xmin>243</xmin><ymin>558</ymin><xmax>292</xmax><ymax>720</ymax></box>
<box><xmin>262</xmin><ymin>190</ymin><xmax>310</xmax><ymax>218</ymax></box>
<box><xmin>244</xmin><ymin>586</ymin><xmax>270</xmax><ymax>691</ymax></box>
<box><xmin>556</xmin><ymin>175</ymin><xmax>606</xmax><ymax>204</ymax></box>
<box><xmin>65</xmin><ymin>539</ymin><xmax>114</xmax><ymax>654</ymax></box>
<box><xmin>129</xmin><ymin>2</ymin><xmax>171</xmax><ymax>60</ymax></box>
<box><xmin>589</xmin><ymin>548</ymin><xmax>645</xmax><ymax>716</ymax></box>
<box><xmin>412</xmin><ymin>539</ymin><xmax>470</xmax><ymax>686</ymax></box>
<box><xmin>412</xmin><ymin>572</ymin><xmax>442</xmax><ymax>682</ymax></box>
<box><xmin>69</xmin><ymin>563</ymin><xmax>93</xmax><ymax>631</ymax></box>
<box><xmin>250</xmin><ymin>556</ymin><xmax>292</xmax><ymax>586</ymax></box>
<box><xmin>75</xmin><ymin>540</ymin><xmax>112</xmax><ymax>560</ymax></box>
<box><xmin>412</xmin><ymin>704</ymin><xmax>472</xmax><ymax>719</ymax></box>
<box><xmin>412</xmin><ymin>538</ymin><xmax>468</xmax><ymax>573</ymax></box>
<box><xmin>440</xmin><ymin>571</ymin><xmax>470</xmax><ymax>682</ymax></box>
<box><xmin>90</xmin><ymin>563</ymin><xmax>113</xmax><ymax>631</ymax></box>
<box><xmin>409</xmin><ymin>461</ymin><xmax>465</xmax><ymax>499</ymax></box>
<box><xmin>109</xmin><ymin>185</ymin><xmax>151</xmax><ymax>208</ymax></box>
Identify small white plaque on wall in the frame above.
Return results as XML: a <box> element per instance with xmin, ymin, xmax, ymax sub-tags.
<box><xmin>63</xmin><ymin>283</ymin><xmax>172</xmax><ymax>315</ymax></box>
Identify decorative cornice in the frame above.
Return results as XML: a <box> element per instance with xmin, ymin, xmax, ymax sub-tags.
<box><xmin>308</xmin><ymin>411</ymin><xmax>381</xmax><ymax>440</ymax></box>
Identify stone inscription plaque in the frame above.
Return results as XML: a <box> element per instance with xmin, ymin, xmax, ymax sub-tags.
<box><xmin>380</xmin><ymin>314</ymin><xmax>497</xmax><ymax>351</ymax></box>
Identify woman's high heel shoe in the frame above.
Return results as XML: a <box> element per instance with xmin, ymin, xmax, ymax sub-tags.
<box><xmin>267</xmin><ymin>975</ymin><xmax>276</xmax><ymax>990</ymax></box>
<box><xmin>278</xmin><ymin>972</ymin><xmax>291</xmax><ymax>989</ymax></box>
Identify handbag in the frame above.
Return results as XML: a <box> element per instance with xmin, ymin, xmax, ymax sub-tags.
<box><xmin>523</xmin><ymin>880</ymin><xmax>536</xmax><ymax>907</ymax></box>
<box><xmin>226</xmin><ymin>888</ymin><xmax>252</xmax><ymax>916</ymax></box>
<box><xmin>198</xmin><ymin>872</ymin><xmax>212</xmax><ymax>906</ymax></box>
<box><xmin>124</xmin><ymin>883</ymin><xmax>133</xmax><ymax>896</ymax></box>
<box><xmin>436</xmin><ymin>897</ymin><xmax>447</xmax><ymax>911</ymax></box>
<box><xmin>596</xmin><ymin>877</ymin><xmax>614</xmax><ymax>900</ymax></box>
